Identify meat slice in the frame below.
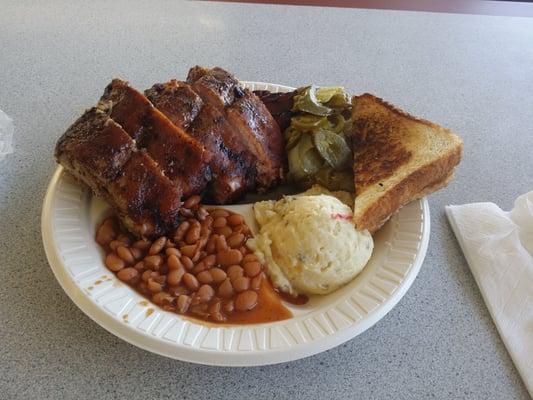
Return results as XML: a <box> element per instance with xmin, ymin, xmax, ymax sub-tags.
<box><xmin>189</xmin><ymin>104</ymin><xmax>254</xmax><ymax>203</ymax></box>
<box><xmin>146</xmin><ymin>80</ymin><xmax>255</xmax><ymax>203</ymax></box>
<box><xmin>107</xmin><ymin>151</ymin><xmax>182</xmax><ymax>238</ymax></box>
<box><xmin>186</xmin><ymin>66</ymin><xmax>240</xmax><ymax>110</ymax></box>
<box><xmin>253</xmin><ymin>90</ymin><xmax>296</xmax><ymax>132</ymax></box>
<box><xmin>186</xmin><ymin>67</ymin><xmax>285</xmax><ymax>191</ymax></box>
<box><xmin>55</xmin><ymin>108</ymin><xmax>134</xmax><ymax>186</ymax></box>
<box><xmin>226</xmin><ymin>89</ymin><xmax>285</xmax><ymax>189</ymax></box>
<box><xmin>144</xmin><ymin>80</ymin><xmax>202</xmax><ymax>130</ymax></box>
<box><xmin>55</xmin><ymin>108</ymin><xmax>182</xmax><ymax>238</ymax></box>
<box><xmin>98</xmin><ymin>79</ymin><xmax>212</xmax><ymax>198</ymax></box>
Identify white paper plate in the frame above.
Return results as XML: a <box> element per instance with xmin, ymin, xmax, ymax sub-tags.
<box><xmin>41</xmin><ymin>82</ymin><xmax>430</xmax><ymax>366</ymax></box>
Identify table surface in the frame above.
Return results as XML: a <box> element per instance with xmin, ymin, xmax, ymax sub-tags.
<box><xmin>1</xmin><ymin>1</ymin><xmax>532</xmax><ymax>399</ymax></box>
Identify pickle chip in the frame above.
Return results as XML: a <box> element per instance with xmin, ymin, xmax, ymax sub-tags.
<box><xmin>284</xmin><ymin>128</ymin><xmax>302</xmax><ymax>151</ymax></box>
<box><xmin>288</xmin><ymin>134</ymin><xmax>323</xmax><ymax>181</ymax></box>
<box><xmin>313</xmin><ymin>129</ymin><xmax>352</xmax><ymax>170</ymax></box>
<box><xmin>299</xmin><ymin>134</ymin><xmax>323</xmax><ymax>175</ymax></box>
<box><xmin>285</xmin><ymin>84</ymin><xmax>355</xmax><ymax>192</ymax></box>
<box><xmin>326</xmin><ymin>114</ymin><xmax>345</xmax><ymax>133</ymax></box>
<box><xmin>316</xmin><ymin>87</ymin><xmax>350</xmax><ymax>108</ymax></box>
<box><xmin>290</xmin><ymin>114</ymin><xmax>330</xmax><ymax>132</ymax></box>
<box><xmin>292</xmin><ymin>85</ymin><xmax>332</xmax><ymax>116</ymax></box>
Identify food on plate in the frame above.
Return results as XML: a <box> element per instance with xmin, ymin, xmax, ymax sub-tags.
<box><xmin>97</xmin><ymin>79</ymin><xmax>212</xmax><ymax>198</ymax></box>
<box><xmin>187</xmin><ymin>66</ymin><xmax>285</xmax><ymax>191</ymax></box>
<box><xmin>253</xmin><ymin>90</ymin><xmax>296</xmax><ymax>131</ymax></box>
<box><xmin>247</xmin><ymin>195</ymin><xmax>373</xmax><ymax>296</ymax></box>
<box><xmin>54</xmin><ymin>65</ymin><xmax>463</xmax><ymax>324</ymax></box>
<box><xmin>293</xmin><ymin>85</ymin><xmax>351</xmax><ymax>115</ymax></box>
<box><xmin>284</xmin><ymin>85</ymin><xmax>354</xmax><ymax>192</ymax></box>
<box><xmin>55</xmin><ymin>108</ymin><xmax>183</xmax><ymax>238</ymax></box>
<box><xmin>55</xmin><ymin>66</ymin><xmax>285</xmax><ymax>239</ymax></box>
<box><xmin>145</xmin><ymin>80</ymin><xmax>254</xmax><ymax>203</ymax></box>
<box><xmin>349</xmin><ymin>94</ymin><xmax>463</xmax><ymax>233</ymax></box>
<box><xmin>95</xmin><ymin>199</ymin><xmax>292</xmax><ymax>324</ymax></box>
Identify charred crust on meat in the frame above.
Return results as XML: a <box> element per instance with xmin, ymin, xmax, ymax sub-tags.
<box><xmin>234</xmin><ymin>86</ymin><xmax>245</xmax><ymax>98</ymax></box>
<box><xmin>55</xmin><ymin>108</ymin><xmax>182</xmax><ymax>239</ymax></box>
<box><xmin>99</xmin><ymin>80</ymin><xmax>212</xmax><ymax>198</ymax></box>
<box><xmin>56</xmin><ymin>67</ymin><xmax>288</xmax><ymax>237</ymax></box>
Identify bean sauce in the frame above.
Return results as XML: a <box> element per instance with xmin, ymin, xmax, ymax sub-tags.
<box><xmin>95</xmin><ymin>202</ymin><xmax>293</xmax><ymax>324</ymax></box>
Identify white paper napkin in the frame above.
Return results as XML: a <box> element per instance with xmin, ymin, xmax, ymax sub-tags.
<box><xmin>446</xmin><ymin>192</ymin><xmax>533</xmax><ymax>396</ymax></box>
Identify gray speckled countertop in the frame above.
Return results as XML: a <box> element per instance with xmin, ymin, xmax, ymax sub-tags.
<box><xmin>1</xmin><ymin>1</ymin><xmax>532</xmax><ymax>398</ymax></box>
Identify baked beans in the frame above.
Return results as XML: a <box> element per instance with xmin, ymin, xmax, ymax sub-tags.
<box><xmin>216</xmin><ymin>226</ymin><xmax>233</xmax><ymax>237</ymax></box>
<box><xmin>148</xmin><ymin>237</ymin><xmax>167</xmax><ymax>255</ymax></box>
<box><xmin>227</xmin><ymin>233</ymin><xmax>244</xmax><ymax>248</ymax></box>
<box><xmin>95</xmin><ymin>200</ymin><xmax>267</xmax><ymax>323</ymax></box>
<box><xmin>197</xmin><ymin>270</ymin><xmax>213</xmax><ymax>284</ymax></box>
<box><xmin>235</xmin><ymin>290</ymin><xmax>258</xmax><ymax>311</ymax></box>
<box><xmin>117</xmin><ymin>267</ymin><xmax>138</xmax><ymax>282</ymax></box>
<box><xmin>183</xmin><ymin>194</ymin><xmax>201</xmax><ymax>210</ymax></box>
<box><xmin>133</xmin><ymin>239</ymin><xmax>152</xmax><ymax>251</ymax></box>
<box><xmin>116</xmin><ymin>246</ymin><xmax>135</xmax><ymax>264</ymax></box>
<box><xmin>243</xmin><ymin>261</ymin><xmax>261</xmax><ymax>277</ymax></box>
<box><xmin>105</xmin><ymin>253</ymin><xmax>124</xmax><ymax>272</ymax></box>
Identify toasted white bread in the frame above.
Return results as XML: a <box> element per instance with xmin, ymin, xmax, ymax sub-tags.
<box><xmin>351</xmin><ymin>94</ymin><xmax>463</xmax><ymax>233</ymax></box>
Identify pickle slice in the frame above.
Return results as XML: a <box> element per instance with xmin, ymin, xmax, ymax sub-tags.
<box><xmin>284</xmin><ymin>127</ymin><xmax>302</xmax><ymax>151</ymax></box>
<box><xmin>313</xmin><ymin>129</ymin><xmax>352</xmax><ymax>170</ymax></box>
<box><xmin>290</xmin><ymin>114</ymin><xmax>330</xmax><ymax>132</ymax></box>
<box><xmin>287</xmin><ymin>134</ymin><xmax>322</xmax><ymax>181</ymax></box>
<box><xmin>299</xmin><ymin>134</ymin><xmax>323</xmax><ymax>175</ymax></box>
<box><xmin>326</xmin><ymin>93</ymin><xmax>350</xmax><ymax>109</ymax></box>
<box><xmin>326</xmin><ymin>114</ymin><xmax>345</xmax><ymax>133</ymax></box>
<box><xmin>316</xmin><ymin>87</ymin><xmax>346</xmax><ymax>103</ymax></box>
<box><xmin>292</xmin><ymin>85</ymin><xmax>332</xmax><ymax>116</ymax></box>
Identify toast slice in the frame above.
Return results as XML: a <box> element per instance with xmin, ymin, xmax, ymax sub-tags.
<box><xmin>350</xmin><ymin>94</ymin><xmax>463</xmax><ymax>233</ymax></box>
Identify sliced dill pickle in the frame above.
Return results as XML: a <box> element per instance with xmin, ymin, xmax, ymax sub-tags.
<box><xmin>316</xmin><ymin>87</ymin><xmax>346</xmax><ymax>103</ymax></box>
<box><xmin>284</xmin><ymin>127</ymin><xmax>302</xmax><ymax>151</ymax></box>
<box><xmin>326</xmin><ymin>114</ymin><xmax>345</xmax><ymax>133</ymax></box>
<box><xmin>326</xmin><ymin>93</ymin><xmax>350</xmax><ymax>109</ymax></box>
<box><xmin>342</xmin><ymin>117</ymin><xmax>353</xmax><ymax>135</ymax></box>
<box><xmin>313</xmin><ymin>129</ymin><xmax>352</xmax><ymax>170</ymax></box>
<box><xmin>298</xmin><ymin>134</ymin><xmax>323</xmax><ymax>175</ymax></box>
<box><xmin>290</xmin><ymin>114</ymin><xmax>329</xmax><ymax>132</ymax></box>
<box><xmin>292</xmin><ymin>85</ymin><xmax>332</xmax><ymax>116</ymax></box>
<box><xmin>287</xmin><ymin>141</ymin><xmax>305</xmax><ymax>181</ymax></box>
<box><xmin>314</xmin><ymin>167</ymin><xmax>333</xmax><ymax>187</ymax></box>
<box><xmin>287</xmin><ymin>134</ymin><xmax>322</xmax><ymax>181</ymax></box>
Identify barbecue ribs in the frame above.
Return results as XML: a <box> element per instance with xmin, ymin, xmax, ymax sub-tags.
<box><xmin>146</xmin><ymin>80</ymin><xmax>255</xmax><ymax>203</ymax></box>
<box><xmin>98</xmin><ymin>79</ymin><xmax>212</xmax><ymax>198</ymax></box>
<box><xmin>55</xmin><ymin>108</ymin><xmax>182</xmax><ymax>238</ymax></box>
<box><xmin>186</xmin><ymin>66</ymin><xmax>285</xmax><ymax>191</ymax></box>
<box><xmin>55</xmin><ymin>66</ymin><xmax>287</xmax><ymax>239</ymax></box>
